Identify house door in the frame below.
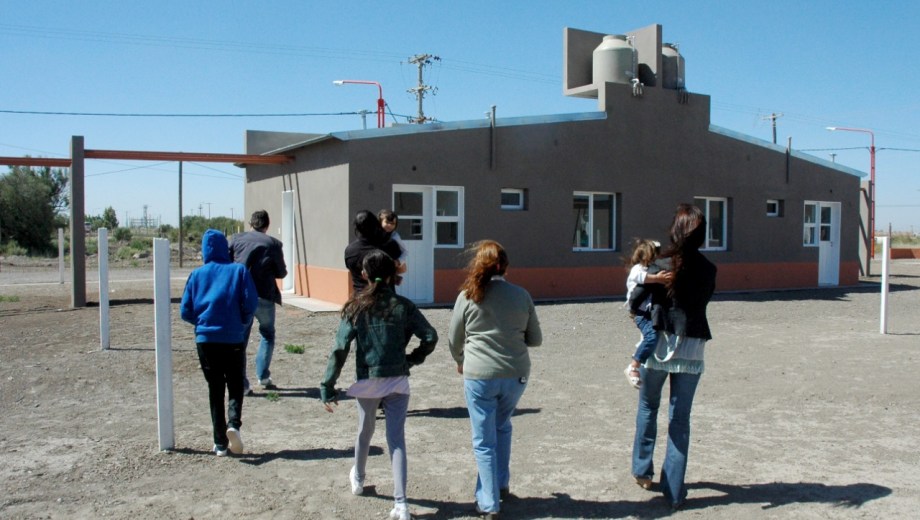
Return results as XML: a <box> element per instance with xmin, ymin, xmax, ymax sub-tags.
<box><xmin>817</xmin><ymin>202</ymin><xmax>841</xmax><ymax>286</ymax></box>
<box><xmin>281</xmin><ymin>190</ymin><xmax>295</xmax><ymax>291</ymax></box>
<box><xmin>392</xmin><ymin>186</ymin><xmax>434</xmax><ymax>303</ymax></box>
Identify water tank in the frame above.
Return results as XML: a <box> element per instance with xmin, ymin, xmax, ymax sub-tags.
<box><xmin>593</xmin><ymin>35</ymin><xmax>635</xmax><ymax>85</ymax></box>
<box><xmin>661</xmin><ymin>43</ymin><xmax>685</xmax><ymax>89</ymax></box>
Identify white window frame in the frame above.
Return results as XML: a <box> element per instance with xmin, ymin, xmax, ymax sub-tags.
<box><xmin>803</xmin><ymin>201</ymin><xmax>818</xmax><ymax>247</ymax></box>
<box><xmin>766</xmin><ymin>199</ymin><xmax>780</xmax><ymax>217</ymax></box>
<box><xmin>694</xmin><ymin>196</ymin><xmax>728</xmax><ymax>251</ymax></box>
<box><xmin>572</xmin><ymin>191</ymin><xmax>616</xmax><ymax>252</ymax></box>
<box><xmin>434</xmin><ymin>187</ymin><xmax>464</xmax><ymax>248</ymax></box>
<box><xmin>501</xmin><ymin>188</ymin><xmax>525</xmax><ymax>210</ymax></box>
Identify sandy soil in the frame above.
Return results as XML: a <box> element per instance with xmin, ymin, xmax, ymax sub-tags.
<box><xmin>1</xmin><ymin>258</ymin><xmax>918</xmax><ymax>519</ymax></box>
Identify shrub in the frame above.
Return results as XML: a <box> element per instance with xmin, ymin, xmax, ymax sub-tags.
<box><xmin>284</xmin><ymin>344</ymin><xmax>306</xmax><ymax>354</ymax></box>
<box><xmin>0</xmin><ymin>240</ymin><xmax>28</xmax><ymax>256</ymax></box>
<box><xmin>129</xmin><ymin>237</ymin><xmax>152</xmax><ymax>250</ymax></box>
<box><xmin>113</xmin><ymin>227</ymin><xmax>132</xmax><ymax>242</ymax></box>
<box><xmin>116</xmin><ymin>246</ymin><xmax>136</xmax><ymax>260</ymax></box>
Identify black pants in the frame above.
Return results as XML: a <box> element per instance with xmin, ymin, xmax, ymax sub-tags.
<box><xmin>196</xmin><ymin>342</ymin><xmax>245</xmax><ymax>448</ymax></box>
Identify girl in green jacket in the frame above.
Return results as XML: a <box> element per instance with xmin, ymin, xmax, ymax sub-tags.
<box><xmin>320</xmin><ymin>250</ymin><xmax>438</xmax><ymax>520</ymax></box>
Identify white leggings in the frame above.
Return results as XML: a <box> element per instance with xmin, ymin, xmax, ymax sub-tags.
<box><xmin>354</xmin><ymin>393</ymin><xmax>410</xmax><ymax>503</ymax></box>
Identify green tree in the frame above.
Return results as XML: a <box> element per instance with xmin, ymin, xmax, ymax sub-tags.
<box><xmin>0</xmin><ymin>164</ymin><xmax>69</xmax><ymax>254</ymax></box>
<box><xmin>85</xmin><ymin>213</ymin><xmax>104</xmax><ymax>231</ymax></box>
<box><xmin>102</xmin><ymin>206</ymin><xmax>119</xmax><ymax>229</ymax></box>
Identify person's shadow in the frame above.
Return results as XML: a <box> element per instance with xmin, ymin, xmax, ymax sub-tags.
<box><xmin>404</xmin><ymin>481</ymin><xmax>891</xmax><ymax>519</ymax></box>
<box><xmin>686</xmin><ymin>480</ymin><xmax>891</xmax><ymax>511</ymax></box>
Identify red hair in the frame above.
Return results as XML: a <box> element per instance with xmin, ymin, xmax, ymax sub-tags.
<box><xmin>459</xmin><ymin>240</ymin><xmax>508</xmax><ymax>304</ymax></box>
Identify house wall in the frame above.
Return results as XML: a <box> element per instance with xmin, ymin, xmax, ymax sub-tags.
<box><xmin>245</xmin><ymin>83</ymin><xmax>862</xmax><ymax>305</ymax></box>
<box><xmin>343</xmin><ymin>82</ymin><xmax>859</xmax><ymax>292</ymax></box>
<box><xmin>245</xmin><ymin>139</ymin><xmax>353</xmax><ymax>302</ymax></box>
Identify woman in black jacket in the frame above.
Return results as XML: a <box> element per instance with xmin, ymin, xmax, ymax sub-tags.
<box><xmin>631</xmin><ymin>203</ymin><xmax>717</xmax><ymax>510</ymax></box>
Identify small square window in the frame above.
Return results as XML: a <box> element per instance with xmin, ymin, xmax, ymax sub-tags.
<box><xmin>766</xmin><ymin>199</ymin><xmax>783</xmax><ymax>217</ymax></box>
<box><xmin>501</xmin><ymin>188</ymin><xmax>525</xmax><ymax>210</ymax></box>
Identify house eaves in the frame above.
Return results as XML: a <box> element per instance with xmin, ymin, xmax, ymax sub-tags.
<box><xmin>262</xmin><ymin>111</ymin><xmax>610</xmax><ymax>155</ymax></box>
<box><xmin>710</xmin><ymin>125</ymin><xmax>866</xmax><ymax>179</ymax></box>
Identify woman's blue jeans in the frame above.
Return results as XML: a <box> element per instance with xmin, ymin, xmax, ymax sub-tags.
<box><xmin>464</xmin><ymin>377</ymin><xmax>527</xmax><ymax>514</ymax></box>
<box><xmin>632</xmin><ymin>366</ymin><xmax>701</xmax><ymax>506</ymax></box>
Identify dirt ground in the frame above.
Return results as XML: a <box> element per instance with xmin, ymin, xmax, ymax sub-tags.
<box><xmin>1</xmin><ymin>257</ymin><xmax>918</xmax><ymax>519</ymax></box>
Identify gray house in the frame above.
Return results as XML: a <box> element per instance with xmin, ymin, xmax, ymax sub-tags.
<box><xmin>243</xmin><ymin>24</ymin><xmax>864</xmax><ymax>306</ymax></box>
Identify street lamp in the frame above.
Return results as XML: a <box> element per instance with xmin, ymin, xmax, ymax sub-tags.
<box><xmin>826</xmin><ymin>126</ymin><xmax>876</xmax><ymax>265</ymax></box>
<box><xmin>333</xmin><ymin>80</ymin><xmax>385</xmax><ymax>128</ymax></box>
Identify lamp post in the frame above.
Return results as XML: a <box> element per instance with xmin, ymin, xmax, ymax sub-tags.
<box><xmin>333</xmin><ymin>80</ymin><xmax>385</xmax><ymax>128</ymax></box>
<box><xmin>826</xmin><ymin>126</ymin><xmax>876</xmax><ymax>273</ymax></box>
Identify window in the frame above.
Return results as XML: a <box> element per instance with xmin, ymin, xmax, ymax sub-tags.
<box><xmin>693</xmin><ymin>196</ymin><xmax>727</xmax><ymax>251</ymax></box>
<box><xmin>394</xmin><ymin>191</ymin><xmax>424</xmax><ymax>240</ymax></box>
<box><xmin>572</xmin><ymin>192</ymin><xmax>615</xmax><ymax>251</ymax></box>
<box><xmin>803</xmin><ymin>201</ymin><xmax>833</xmax><ymax>246</ymax></box>
<box><xmin>766</xmin><ymin>199</ymin><xmax>783</xmax><ymax>217</ymax></box>
<box><xmin>435</xmin><ymin>188</ymin><xmax>463</xmax><ymax>246</ymax></box>
<box><xmin>501</xmin><ymin>188</ymin><xmax>525</xmax><ymax>210</ymax></box>
<box><xmin>803</xmin><ymin>201</ymin><xmax>818</xmax><ymax>246</ymax></box>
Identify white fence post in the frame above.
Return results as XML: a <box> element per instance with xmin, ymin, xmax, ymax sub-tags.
<box><xmin>58</xmin><ymin>228</ymin><xmax>65</xmax><ymax>284</ymax></box>
<box><xmin>877</xmin><ymin>236</ymin><xmax>890</xmax><ymax>335</ymax></box>
<box><xmin>153</xmin><ymin>238</ymin><xmax>175</xmax><ymax>450</ymax></box>
<box><xmin>98</xmin><ymin>228</ymin><xmax>110</xmax><ymax>350</ymax></box>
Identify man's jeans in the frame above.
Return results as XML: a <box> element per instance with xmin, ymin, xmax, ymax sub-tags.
<box><xmin>243</xmin><ymin>298</ymin><xmax>276</xmax><ymax>386</ymax></box>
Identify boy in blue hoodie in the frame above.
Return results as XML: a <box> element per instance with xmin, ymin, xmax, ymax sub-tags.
<box><xmin>181</xmin><ymin>229</ymin><xmax>258</xmax><ymax>456</ymax></box>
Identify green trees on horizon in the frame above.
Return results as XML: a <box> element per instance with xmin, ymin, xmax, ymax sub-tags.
<box><xmin>0</xmin><ymin>164</ymin><xmax>69</xmax><ymax>254</ymax></box>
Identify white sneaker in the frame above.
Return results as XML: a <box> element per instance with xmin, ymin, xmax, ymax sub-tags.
<box><xmin>349</xmin><ymin>465</ymin><xmax>364</xmax><ymax>495</ymax></box>
<box><xmin>258</xmin><ymin>377</ymin><xmax>277</xmax><ymax>389</ymax></box>
<box><xmin>213</xmin><ymin>444</ymin><xmax>227</xmax><ymax>457</ymax></box>
<box><xmin>389</xmin><ymin>502</ymin><xmax>411</xmax><ymax>520</ymax></box>
<box><xmin>226</xmin><ymin>427</ymin><xmax>244</xmax><ymax>455</ymax></box>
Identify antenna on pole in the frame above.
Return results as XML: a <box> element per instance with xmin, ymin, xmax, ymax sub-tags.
<box><xmin>761</xmin><ymin>112</ymin><xmax>784</xmax><ymax>144</ymax></box>
<box><xmin>407</xmin><ymin>54</ymin><xmax>440</xmax><ymax>124</ymax></box>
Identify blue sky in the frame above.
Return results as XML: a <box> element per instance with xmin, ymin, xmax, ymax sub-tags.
<box><xmin>2</xmin><ymin>1</ymin><xmax>918</xmax><ymax>231</ymax></box>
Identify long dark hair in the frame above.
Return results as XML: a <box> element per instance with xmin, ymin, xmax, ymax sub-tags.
<box><xmin>459</xmin><ymin>240</ymin><xmax>508</xmax><ymax>304</ymax></box>
<box><xmin>662</xmin><ymin>203</ymin><xmax>706</xmax><ymax>296</ymax></box>
<box><xmin>341</xmin><ymin>249</ymin><xmax>397</xmax><ymax>322</ymax></box>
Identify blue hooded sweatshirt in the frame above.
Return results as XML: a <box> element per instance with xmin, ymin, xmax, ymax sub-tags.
<box><xmin>181</xmin><ymin>229</ymin><xmax>258</xmax><ymax>344</ymax></box>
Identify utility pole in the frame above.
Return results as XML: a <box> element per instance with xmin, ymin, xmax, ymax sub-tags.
<box><xmin>407</xmin><ymin>53</ymin><xmax>440</xmax><ymax>124</ymax></box>
<box><xmin>761</xmin><ymin>112</ymin><xmax>783</xmax><ymax>144</ymax></box>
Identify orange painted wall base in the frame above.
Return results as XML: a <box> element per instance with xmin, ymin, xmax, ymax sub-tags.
<box><xmin>296</xmin><ymin>261</ymin><xmax>861</xmax><ymax>306</ymax></box>
<box><xmin>891</xmin><ymin>248</ymin><xmax>920</xmax><ymax>260</ymax></box>
<box><xmin>293</xmin><ymin>264</ymin><xmax>351</xmax><ymax>304</ymax></box>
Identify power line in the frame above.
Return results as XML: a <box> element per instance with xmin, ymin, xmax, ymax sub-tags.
<box><xmin>0</xmin><ymin>109</ymin><xmax>362</xmax><ymax>118</ymax></box>
<box><xmin>85</xmin><ymin>161</ymin><xmax>173</xmax><ymax>177</ymax></box>
<box><xmin>798</xmin><ymin>146</ymin><xmax>869</xmax><ymax>152</ymax></box>
<box><xmin>0</xmin><ymin>23</ymin><xmax>405</xmax><ymax>63</ymax></box>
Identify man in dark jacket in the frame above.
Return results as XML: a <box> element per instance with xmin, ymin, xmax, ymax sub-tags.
<box><xmin>230</xmin><ymin>210</ymin><xmax>288</xmax><ymax>393</ymax></box>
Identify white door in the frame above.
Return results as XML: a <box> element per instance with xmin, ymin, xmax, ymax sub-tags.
<box><xmin>281</xmin><ymin>190</ymin><xmax>295</xmax><ymax>291</ymax></box>
<box><xmin>392</xmin><ymin>186</ymin><xmax>434</xmax><ymax>302</ymax></box>
<box><xmin>817</xmin><ymin>202</ymin><xmax>841</xmax><ymax>286</ymax></box>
